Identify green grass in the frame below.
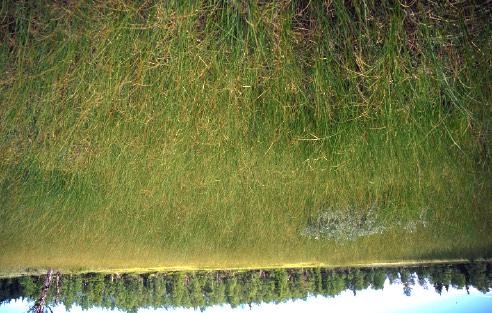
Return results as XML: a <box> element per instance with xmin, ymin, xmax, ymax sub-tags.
<box><xmin>0</xmin><ymin>0</ymin><xmax>491</xmax><ymax>271</ymax></box>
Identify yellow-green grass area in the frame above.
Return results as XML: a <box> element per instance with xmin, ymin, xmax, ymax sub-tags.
<box><xmin>3</xmin><ymin>258</ymin><xmax>490</xmax><ymax>280</ymax></box>
<box><xmin>1</xmin><ymin>1</ymin><xmax>491</xmax><ymax>272</ymax></box>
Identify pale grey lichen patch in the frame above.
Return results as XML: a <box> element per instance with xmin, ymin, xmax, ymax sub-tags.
<box><xmin>302</xmin><ymin>206</ymin><xmax>432</xmax><ymax>241</ymax></box>
<box><xmin>301</xmin><ymin>206</ymin><xmax>385</xmax><ymax>241</ymax></box>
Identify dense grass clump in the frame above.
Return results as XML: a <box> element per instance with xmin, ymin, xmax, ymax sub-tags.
<box><xmin>0</xmin><ymin>0</ymin><xmax>491</xmax><ymax>270</ymax></box>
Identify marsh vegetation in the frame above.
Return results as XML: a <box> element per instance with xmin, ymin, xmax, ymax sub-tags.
<box><xmin>0</xmin><ymin>0</ymin><xmax>491</xmax><ymax>270</ymax></box>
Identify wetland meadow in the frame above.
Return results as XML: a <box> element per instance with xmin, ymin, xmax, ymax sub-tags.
<box><xmin>1</xmin><ymin>0</ymin><xmax>492</xmax><ymax>311</ymax></box>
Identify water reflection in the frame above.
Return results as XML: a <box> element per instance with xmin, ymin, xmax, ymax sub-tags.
<box><xmin>0</xmin><ymin>262</ymin><xmax>491</xmax><ymax>313</ymax></box>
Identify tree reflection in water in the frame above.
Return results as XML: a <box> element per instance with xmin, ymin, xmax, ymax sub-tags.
<box><xmin>0</xmin><ymin>262</ymin><xmax>490</xmax><ymax>312</ymax></box>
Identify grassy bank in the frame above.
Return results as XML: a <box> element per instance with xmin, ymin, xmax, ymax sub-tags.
<box><xmin>1</xmin><ymin>0</ymin><xmax>491</xmax><ymax>271</ymax></box>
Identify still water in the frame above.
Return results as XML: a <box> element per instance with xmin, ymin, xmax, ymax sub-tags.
<box><xmin>1</xmin><ymin>262</ymin><xmax>491</xmax><ymax>313</ymax></box>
